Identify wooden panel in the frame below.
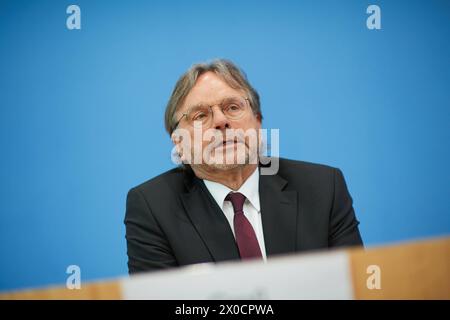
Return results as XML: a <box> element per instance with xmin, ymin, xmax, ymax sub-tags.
<box><xmin>0</xmin><ymin>280</ymin><xmax>122</xmax><ymax>300</ymax></box>
<box><xmin>349</xmin><ymin>237</ymin><xmax>450</xmax><ymax>299</ymax></box>
<box><xmin>2</xmin><ymin>237</ymin><xmax>449</xmax><ymax>300</ymax></box>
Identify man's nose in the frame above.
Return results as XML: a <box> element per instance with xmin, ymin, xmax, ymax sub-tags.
<box><xmin>210</xmin><ymin>105</ymin><xmax>230</xmax><ymax>130</ymax></box>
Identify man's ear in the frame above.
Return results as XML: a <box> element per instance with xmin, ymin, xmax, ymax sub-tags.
<box><xmin>256</xmin><ymin>114</ymin><xmax>262</xmax><ymax>127</ymax></box>
<box><xmin>171</xmin><ymin>132</ymin><xmax>179</xmax><ymax>145</ymax></box>
<box><xmin>171</xmin><ymin>127</ymin><xmax>192</xmax><ymax>164</ymax></box>
<box><xmin>171</xmin><ymin>133</ymin><xmax>182</xmax><ymax>154</ymax></box>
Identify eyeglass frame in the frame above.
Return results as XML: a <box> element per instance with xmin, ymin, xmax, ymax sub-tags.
<box><xmin>173</xmin><ymin>96</ymin><xmax>251</xmax><ymax>130</ymax></box>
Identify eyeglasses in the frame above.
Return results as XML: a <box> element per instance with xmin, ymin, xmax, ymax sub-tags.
<box><xmin>174</xmin><ymin>96</ymin><xmax>250</xmax><ymax>130</ymax></box>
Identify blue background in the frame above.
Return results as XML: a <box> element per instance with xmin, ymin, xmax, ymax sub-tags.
<box><xmin>1</xmin><ymin>0</ymin><xmax>449</xmax><ymax>291</ymax></box>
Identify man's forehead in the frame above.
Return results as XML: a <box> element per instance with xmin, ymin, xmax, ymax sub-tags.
<box><xmin>189</xmin><ymin>73</ymin><xmax>236</xmax><ymax>97</ymax></box>
<box><xmin>181</xmin><ymin>72</ymin><xmax>244</xmax><ymax>110</ymax></box>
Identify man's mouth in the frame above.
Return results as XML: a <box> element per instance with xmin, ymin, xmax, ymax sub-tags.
<box><xmin>220</xmin><ymin>137</ymin><xmax>242</xmax><ymax>147</ymax></box>
<box><xmin>223</xmin><ymin>138</ymin><xmax>236</xmax><ymax>146</ymax></box>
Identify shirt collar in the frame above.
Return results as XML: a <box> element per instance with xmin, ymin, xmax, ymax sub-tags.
<box><xmin>203</xmin><ymin>167</ymin><xmax>260</xmax><ymax>211</ymax></box>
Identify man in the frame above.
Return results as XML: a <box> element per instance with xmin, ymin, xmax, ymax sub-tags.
<box><xmin>125</xmin><ymin>59</ymin><xmax>363</xmax><ymax>273</ymax></box>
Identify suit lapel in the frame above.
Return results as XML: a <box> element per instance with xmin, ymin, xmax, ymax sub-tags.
<box><xmin>259</xmin><ymin>172</ymin><xmax>298</xmax><ymax>256</ymax></box>
<box><xmin>180</xmin><ymin>170</ymin><xmax>240</xmax><ymax>262</ymax></box>
<box><xmin>179</xmin><ymin>164</ymin><xmax>299</xmax><ymax>261</ymax></box>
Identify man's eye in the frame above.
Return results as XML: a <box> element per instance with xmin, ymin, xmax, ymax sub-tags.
<box><xmin>192</xmin><ymin>112</ymin><xmax>208</xmax><ymax>121</ymax></box>
<box><xmin>227</xmin><ymin>104</ymin><xmax>240</xmax><ymax>111</ymax></box>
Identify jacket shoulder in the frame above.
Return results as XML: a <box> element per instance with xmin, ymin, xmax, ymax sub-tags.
<box><xmin>278</xmin><ymin>157</ymin><xmax>337</xmax><ymax>176</ymax></box>
<box><xmin>129</xmin><ymin>166</ymin><xmax>186</xmax><ymax>196</ymax></box>
<box><xmin>275</xmin><ymin>157</ymin><xmax>341</xmax><ymax>191</ymax></box>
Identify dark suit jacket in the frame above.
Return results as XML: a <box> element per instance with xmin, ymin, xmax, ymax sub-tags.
<box><xmin>125</xmin><ymin>158</ymin><xmax>363</xmax><ymax>274</ymax></box>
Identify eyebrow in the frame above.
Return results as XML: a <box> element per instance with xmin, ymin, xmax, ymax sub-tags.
<box><xmin>188</xmin><ymin>102</ymin><xmax>209</xmax><ymax>112</ymax></box>
<box><xmin>186</xmin><ymin>96</ymin><xmax>242</xmax><ymax>112</ymax></box>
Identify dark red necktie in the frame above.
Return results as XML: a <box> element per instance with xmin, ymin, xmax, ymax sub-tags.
<box><xmin>225</xmin><ymin>192</ymin><xmax>263</xmax><ymax>260</ymax></box>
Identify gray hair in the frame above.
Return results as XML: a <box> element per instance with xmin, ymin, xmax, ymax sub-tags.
<box><xmin>164</xmin><ymin>59</ymin><xmax>262</xmax><ymax>135</ymax></box>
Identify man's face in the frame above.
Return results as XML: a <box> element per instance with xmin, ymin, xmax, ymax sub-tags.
<box><xmin>173</xmin><ymin>71</ymin><xmax>262</xmax><ymax>170</ymax></box>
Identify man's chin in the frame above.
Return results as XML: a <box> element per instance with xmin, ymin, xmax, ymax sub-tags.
<box><xmin>188</xmin><ymin>149</ymin><xmax>259</xmax><ymax>171</ymax></box>
<box><xmin>206</xmin><ymin>163</ymin><xmax>244</xmax><ymax>171</ymax></box>
<box><xmin>190</xmin><ymin>157</ymin><xmax>248</xmax><ymax>171</ymax></box>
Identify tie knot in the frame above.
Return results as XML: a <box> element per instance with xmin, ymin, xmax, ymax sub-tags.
<box><xmin>225</xmin><ymin>192</ymin><xmax>246</xmax><ymax>214</ymax></box>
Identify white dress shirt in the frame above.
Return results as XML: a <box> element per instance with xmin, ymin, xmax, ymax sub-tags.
<box><xmin>203</xmin><ymin>168</ymin><xmax>267</xmax><ymax>261</ymax></box>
